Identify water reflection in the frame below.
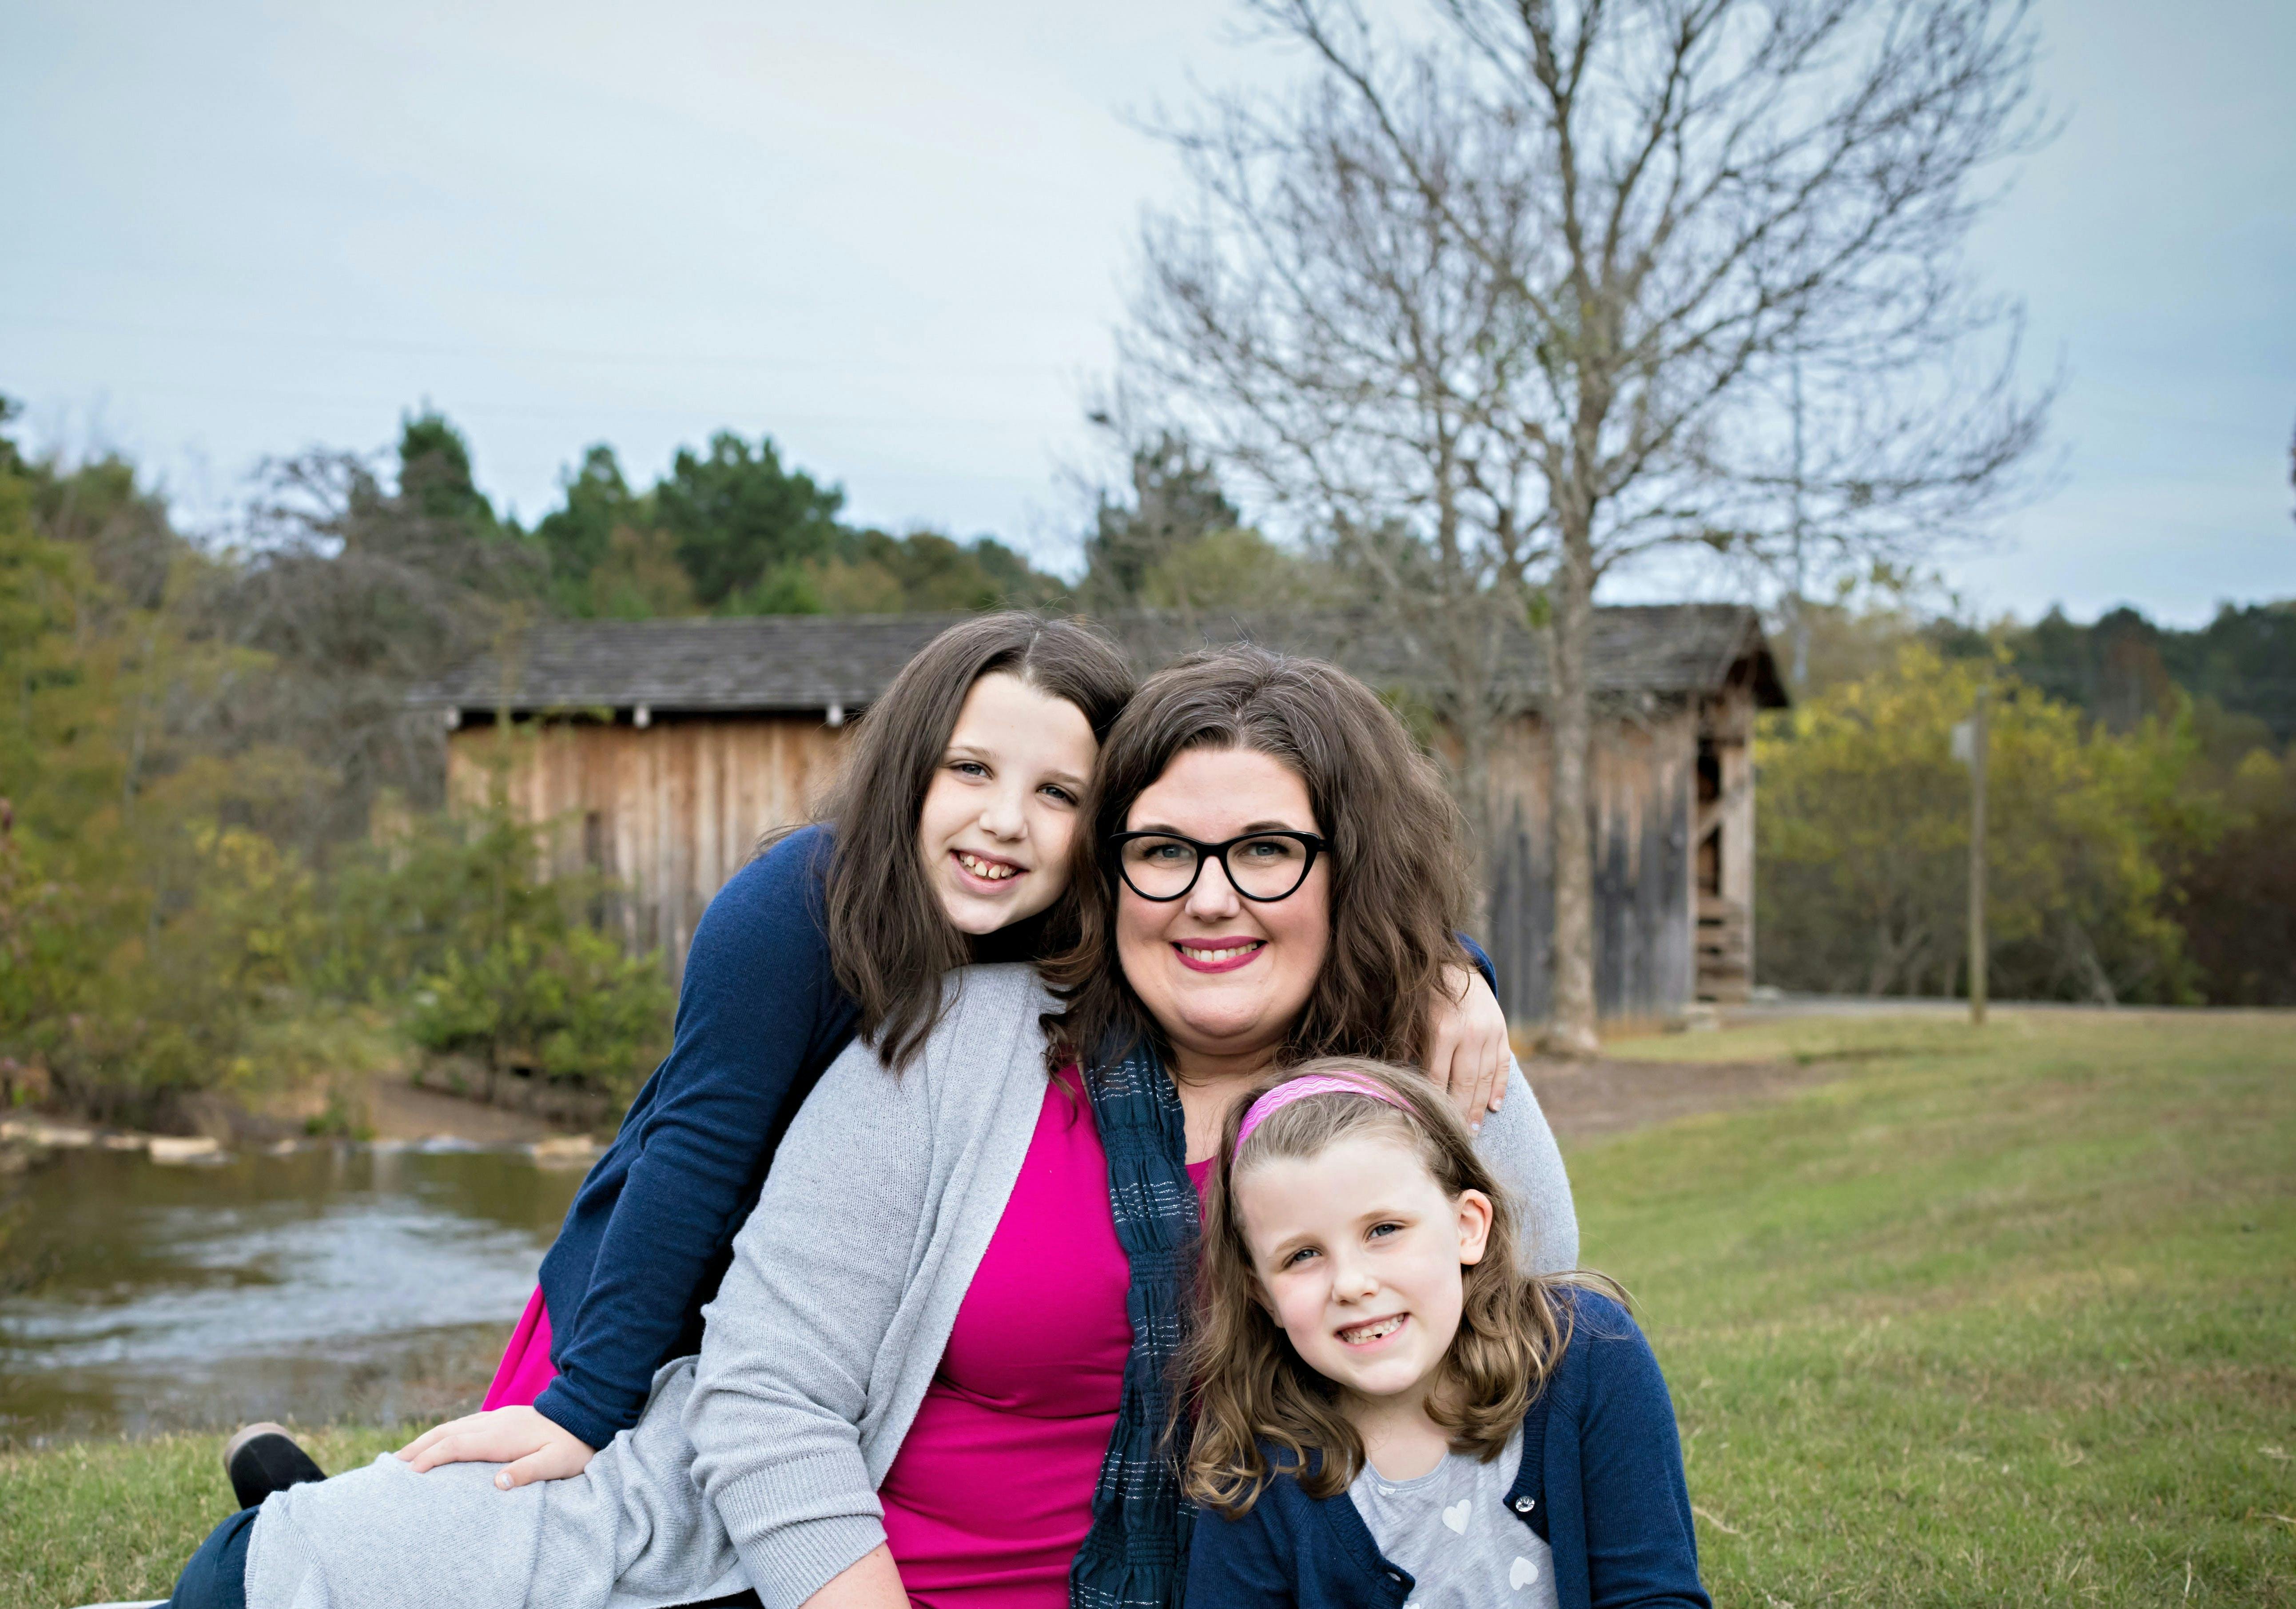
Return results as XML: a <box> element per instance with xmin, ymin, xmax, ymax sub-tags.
<box><xmin>0</xmin><ymin>1144</ymin><xmax>581</xmax><ymax>1444</ymax></box>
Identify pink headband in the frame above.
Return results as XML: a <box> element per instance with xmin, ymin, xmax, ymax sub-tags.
<box><xmin>1234</xmin><ymin>1072</ymin><xmax>1409</xmax><ymax>1157</ymax></box>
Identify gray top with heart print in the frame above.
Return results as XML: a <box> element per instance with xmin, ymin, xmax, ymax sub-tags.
<box><xmin>1347</xmin><ymin>1426</ymin><xmax>1559</xmax><ymax>1609</ymax></box>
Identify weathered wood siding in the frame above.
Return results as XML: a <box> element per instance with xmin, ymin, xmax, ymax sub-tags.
<box><xmin>445</xmin><ymin>676</ymin><xmax>1765</xmax><ymax>1023</ymax></box>
<box><xmin>446</xmin><ymin>715</ymin><xmax>845</xmax><ymax>979</ymax></box>
<box><xmin>1484</xmin><ymin>685</ymin><xmax>1763</xmax><ymax>1023</ymax></box>
<box><xmin>1693</xmin><ymin>690</ymin><xmax>1759</xmax><ymax>1003</ymax></box>
<box><xmin>1484</xmin><ymin>706</ymin><xmax>1700</xmax><ymax>1024</ymax></box>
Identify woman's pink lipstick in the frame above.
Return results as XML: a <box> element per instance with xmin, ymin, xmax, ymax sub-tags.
<box><xmin>1172</xmin><ymin>937</ymin><xmax>1266</xmax><ymax>974</ymax></box>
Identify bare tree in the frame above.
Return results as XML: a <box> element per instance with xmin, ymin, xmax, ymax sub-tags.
<box><xmin>1120</xmin><ymin>70</ymin><xmax>1552</xmax><ymax>924</ymax></box>
<box><xmin>210</xmin><ymin>446</ymin><xmax>545</xmax><ymax>851</ymax></box>
<box><xmin>1123</xmin><ymin>0</ymin><xmax>2050</xmax><ymax>1052</ymax></box>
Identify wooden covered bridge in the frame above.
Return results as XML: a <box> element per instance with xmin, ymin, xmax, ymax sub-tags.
<box><xmin>412</xmin><ymin>606</ymin><xmax>1784</xmax><ymax>1026</ymax></box>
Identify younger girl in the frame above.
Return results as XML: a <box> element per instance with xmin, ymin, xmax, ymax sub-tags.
<box><xmin>1184</xmin><ymin>1060</ymin><xmax>1709</xmax><ymax>1609</ymax></box>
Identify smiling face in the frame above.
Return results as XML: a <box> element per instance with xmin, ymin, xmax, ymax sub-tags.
<box><xmin>1114</xmin><ymin>745</ymin><xmax>1332</xmax><ymax>1075</ymax></box>
<box><xmin>1232</xmin><ymin>1128</ymin><xmax>1493</xmax><ymax>1409</ymax></box>
<box><xmin>915</xmin><ymin>671</ymin><xmax>1099</xmax><ymax>936</ymax></box>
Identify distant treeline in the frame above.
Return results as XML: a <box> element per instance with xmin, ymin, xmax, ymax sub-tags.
<box><xmin>1760</xmin><ymin>602</ymin><xmax>2296</xmax><ymax>1008</ymax></box>
<box><xmin>0</xmin><ymin>400</ymin><xmax>1301</xmax><ymax>1127</ymax></box>
<box><xmin>1949</xmin><ymin>605</ymin><xmax>2296</xmax><ymax>744</ymax></box>
<box><xmin>2</xmin><ymin>392</ymin><xmax>2289</xmax><ymax>1135</ymax></box>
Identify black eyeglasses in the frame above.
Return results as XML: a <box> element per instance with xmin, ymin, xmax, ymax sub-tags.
<box><xmin>1108</xmin><ymin>830</ymin><xmax>1328</xmax><ymax>903</ymax></box>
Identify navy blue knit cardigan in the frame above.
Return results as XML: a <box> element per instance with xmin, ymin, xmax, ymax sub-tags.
<box><xmin>1186</xmin><ymin>1291</ymin><xmax>1710</xmax><ymax>1609</ymax></box>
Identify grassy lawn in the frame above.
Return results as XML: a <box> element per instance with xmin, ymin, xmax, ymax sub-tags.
<box><xmin>0</xmin><ymin>1426</ymin><xmax>414</xmax><ymax>1608</ymax></box>
<box><xmin>2</xmin><ymin>1010</ymin><xmax>2290</xmax><ymax>1607</ymax></box>
<box><xmin>1586</xmin><ymin>1010</ymin><xmax>2296</xmax><ymax>1606</ymax></box>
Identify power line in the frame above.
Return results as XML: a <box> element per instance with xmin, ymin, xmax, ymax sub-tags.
<box><xmin>1</xmin><ymin>313</ymin><xmax>1077</xmax><ymax>377</ymax></box>
<box><xmin>18</xmin><ymin>377</ymin><xmax>1062</xmax><ymax>434</ymax></box>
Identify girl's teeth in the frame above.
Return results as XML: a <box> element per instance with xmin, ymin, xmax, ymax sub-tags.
<box><xmin>1182</xmin><ymin>944</ymin><xmax>1259</xmax><ymax>961</ymax></box>
<box><xmin>959</xmin><ymin>853</ymin><xmax>1017</xmax><ymax>881</ymax></box>
<box><xmin>1342</xmin><ymin>1316</ymin><xmax>1404</xmax><ymax>1344</ymax></box>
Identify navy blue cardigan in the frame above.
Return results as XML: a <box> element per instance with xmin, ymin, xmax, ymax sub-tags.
<box><xmin>1186</xmin><ymin>1292</ymin><xmax>1709</xmax><ymax>1609</ymax></box>
<box><xmin>530</xmin><ymin>826</ymin><xmax>863</xmax><ymax>1450</ymax></box>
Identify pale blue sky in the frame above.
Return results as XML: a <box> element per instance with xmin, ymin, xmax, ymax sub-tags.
<box><xmin>4</xmin><ymin>0</ymin><xmax>2290</xmax><ymax>625</ymax></box>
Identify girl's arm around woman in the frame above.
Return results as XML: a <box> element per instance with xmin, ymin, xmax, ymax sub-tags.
<box><xmin>1478</xmin><ymin>1057</ymin><xmax>1580</xmax><ymax>1273</ymax></box>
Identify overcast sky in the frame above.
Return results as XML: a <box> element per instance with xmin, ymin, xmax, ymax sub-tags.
<box><xmin>6</xmin><ymin>0</ymin><xmax>2290</xmax><ymax>625</ymax></box>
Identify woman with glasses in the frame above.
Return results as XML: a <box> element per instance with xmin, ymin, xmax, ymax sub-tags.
<box><xmin>186</xmin><ymin>646</ymin><xmax>1573</xmax><ymax>1609</ymax></box>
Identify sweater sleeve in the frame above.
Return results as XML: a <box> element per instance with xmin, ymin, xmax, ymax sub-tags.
<box><xmin>680</xmin><ymin>1030</ymin><xmax>935</xmax><ymax>1609</ymax></box>
<box><xmin>1475</xmin><ymin>1057</ymin><xmax>1579</xmax><ymax>1273</ymax></box>
<box><xmin>534</xmin><ymin>832</ymin><xmax>850</xmax><ymax>1451</ymax></box>
<box><xmin>1455</xmin><ymin>931</ymin><xmax>1500</xmax><ymax>996</ymax></box>
<box><xmin>1186</xmin><ymin>1497</ymin><xmax>1302</xmax><ymax>1609</ymax></box>
<box><xmin>1572</xmin><ymin>1298</ymin><xmax>1711</xmax><ymax>1609</ymax></box>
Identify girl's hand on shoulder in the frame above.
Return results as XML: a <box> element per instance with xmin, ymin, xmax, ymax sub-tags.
<box><xmin>1424</xmin><ymin>964</ymin><xmax>1510</xmax><ymax>1131</ymax></box>
<box><xmin>395</xmin><ymin>1405</ymin><xmax>597</xmax><ymax>1489</ymax></box>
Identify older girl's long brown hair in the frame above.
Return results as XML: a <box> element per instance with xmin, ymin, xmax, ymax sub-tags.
<box><xmin>1182</xmin><ymin>1058</ymin><xmax>1613</xmax><ymax>1517</ymax></box>
<box><xmin>1040</xmin><ymin>645</ymin><xmax>1470</xmax><ymax>1072</ymax></box>
<box><xmin>769</xmin><ymin>612</ymin><xmax>1134</xmax><ymax>1068</ymax></box>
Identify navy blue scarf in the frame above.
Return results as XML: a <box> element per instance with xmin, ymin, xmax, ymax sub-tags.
<box><xmin>1072</xmin><ymin>1037</ymin><xmax>1198</xmax><ymax>1609</ymax></box>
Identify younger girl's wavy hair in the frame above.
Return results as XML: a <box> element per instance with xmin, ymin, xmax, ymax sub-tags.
<box><xmin>1181</xmin><ymin>1056</ymin><xmax>1613</xmax><ymax>1517</ymax></box>
<box><xmin>766</xmin><ymin>612</ymin><xmax>1134</xmax><ymax>1068</ymax></box>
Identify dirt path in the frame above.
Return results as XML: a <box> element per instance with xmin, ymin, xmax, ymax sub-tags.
<box><xmin>365</xmin><ymin>1076</ymin><xmax>559</xmax><ymax>1144</ymax></box>
<box><xmin>1523</xmin><ymin>1052</ymin><xmax>1843</xmax><ymax>1142</ymax></box>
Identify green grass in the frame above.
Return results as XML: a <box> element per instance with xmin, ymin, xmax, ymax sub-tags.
<box><xmin>3</xmin><ymin>1012</ymin><xmax>2290</xmax><ymax>1607</ymax></box>
<box><xmin>1587</xmin><ymin>1011</ymin><xmax>2296</xmax><ymax>1605</ymax></box>
<box><xmin>0</xmin><ymin>1426</ymin><xmax>414</xmax><ymax>1608</ymax></box>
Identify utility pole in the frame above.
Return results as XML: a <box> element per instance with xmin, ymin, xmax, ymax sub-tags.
<box><xmin>1966</xmin><ymin>683</ymin><xmax>1990</xmax><ymax>1026</ymax></box>
<box><xmin>1789</xmin><ymin>355</ymin><xmax>1809</xmax><ymax>691</ymax></box>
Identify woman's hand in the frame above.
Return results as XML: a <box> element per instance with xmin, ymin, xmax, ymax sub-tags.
<box><xmin>1425</xmin><ymin>964</ymin><xmax>1510</xmax><ymax>1130</ymax></box>
<box><xmin>394</xmin><ymin>1405</ymin><xmax>596</xmax><ymax>1490</ymax></box>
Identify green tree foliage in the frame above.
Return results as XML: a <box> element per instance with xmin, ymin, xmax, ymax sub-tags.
<box><xmin>320</xmin><ymin>794</ymin><xmax>672</xmax><ymax>1105</ymax></box>
<box><xmin>395</xmin><ymin>410</ymin><xmax>503</xmax><ymax>536</ymax></box>
<box><xmin>656</xmin><ymin>431</ymin><xmax>847</xmax><ymax>607</ymax></box>
<box><xmin>1757</xmin><ymin>645</ymin><xmax>2200</xmax><ymax>1004</ymax></box>
<box><xmin>2157</xmin><ymin>704</ymin><xmax>2296</xmax><ymax>1005</ymax></box>
<box><xmin>533</xmin><ymin>447</ymin><xmax>697</xmax><ymax>620</ymax></box>
<box><xmin>1898</xmin><ymin>599</ymin><xmax>2296</xmax><ymax>1003</ymax></box>
<box><xmin>0</xmin><ymin>406</ymin><xmax>338</xmax><ymax>1123</ymax></box>
<box><xmin>1078</xmin><ymin>431</ymin><xmax>1242</xmax><ymax>609</ymax></box>
<box><xmin>0</xmin><ymin>404</ymin><xmax>669</xmax><ymax>1126</ymax></box>
<box><xmin>1926</xmin><ymin>601</ymin><xmax>2296</xmax><ymax>742</ymax></box>
<box><xmin>1135</xmin><ymin>526</ymin><xmax>1334</xmax><ymax>612</ymax></box>
<box><xmin>533</xmin><ymin>445</ymin><xmax>637</xmax><ymax>591</ymax></box>
<box><xmin>532</xmin><ymin>433</ymin><xmax>1066</xmax><ymax>617</ymax></box>
<box><xmin>794</xmin><ymin>527</ymin><xmax>1069</xmax><ymax>615</ymax></box>
<box><xmin>1077</xmin><ymin>431</ymin><xmax>1334</xmax><ymax>613</ymax></box>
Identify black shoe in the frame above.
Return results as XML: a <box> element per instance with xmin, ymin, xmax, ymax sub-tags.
<box><xmin>223</xmin><ymin>1422</ymin><xmax>326</xmax><ymax>1509</ymax></box>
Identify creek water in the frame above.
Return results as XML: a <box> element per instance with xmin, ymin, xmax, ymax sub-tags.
<box><xmin>0</xmin><ymin>1142</ymin><xmax>582</xmax><ymax>1445</ymax></box>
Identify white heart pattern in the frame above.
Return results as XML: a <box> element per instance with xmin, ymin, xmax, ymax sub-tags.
<box><xmin>1441</xmin><ymin>1499</ymin><xmax>1472</xmax><ymax>1534</ymax></box>
<box><xmin>1510</xmin><ymin>1556</ymin><xmax>1539</xmax><ymax>1590</ymax></box>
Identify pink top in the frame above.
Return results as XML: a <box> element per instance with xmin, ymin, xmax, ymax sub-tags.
<box><xmin>481</xmin><ymin>1286</ymin><xmax>557</xmax><ymax>1412</ymax></box>
<box><xmin>878</xmin><ymin>1069</ymin><xmax>1214</xmax><ymax>1609</ymax></box>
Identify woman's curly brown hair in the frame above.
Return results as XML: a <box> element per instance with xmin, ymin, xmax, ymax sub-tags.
<box><xmin>1180</xmin><ymin>1056</ymin><xmax>1620</xmax><ymax>1518</ymax></box>
<box><xmin>1040</xmin><ymin>645</ymin><xmax>1470</xmax><ymax>1072</ymax></box>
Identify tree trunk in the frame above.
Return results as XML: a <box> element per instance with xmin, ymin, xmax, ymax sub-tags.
<box><xmin>1543</xmin><ymin>533</ymin><xmax>1602</xmax><ymax>1057</ymax></box>
<box><xmin>1455</xmin><ymin>710</ymin><xmax>1496</xmax><ymax>939</ymax></box>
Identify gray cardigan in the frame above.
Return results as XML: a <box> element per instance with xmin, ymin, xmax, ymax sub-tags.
<box><xmin>244</xmin><ymin>965</ymin><xmax>1577</xmax><ymax>1609</ymax></box>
